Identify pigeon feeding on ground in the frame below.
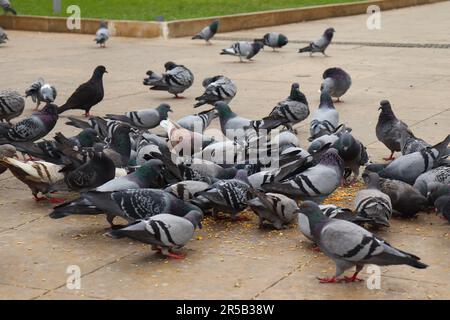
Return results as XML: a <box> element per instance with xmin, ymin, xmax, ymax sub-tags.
<box><xmin>220</xmin><ymin>41</ymin><xmax>264</xmax><ymax>62</ymax></box>
<box><xmin>165</xmin><ymin>180</ymin><xmax>211</xmax><ymax>201</ymax></box>
<box><xmin>194</xmin><ymin>75</ymin><xmax>237</xmax><ymax>108</ymax></box>
<box><xmin>192</xmin><ymin>20</ymin><xmax>219</xmax><ymax>44</ymax></box>
<box><xmin>321</xmin><ymin>67</ymin><xmax>352</xmax><ymax>102</ymax></box>
<box><xmin>25</xmin><ymin>78</ymin><xmax>57</xmax><ymax>111</ymax></box>
<box><xmin>0</xmin><ymin>26</ymin><xmax>8</xmax><ymax>44</ymax></box>
<box><xmin>256</xmin><ymin>32</ymin><xmax>288</xmax><ymax>51</ymax></box>
<box><xmin>376</xmin><ymin>100</ymin><xmax>414</xmax><ymax>161</ymax></box>
<box><xmin>425</xmin><ymin>182</ymin><xmax>450</xmax><ymax>206</ymax></box>
<box><xmin>0</xmin><ymin>144</ymin><xmax>16</xmax><ymax>175</ymax></box>
<box><xmin>58</xmin><ymin>66</ymin><xmax>107</xmax><ymax>117</ymax></box>
<box><xmin>0</xmin><ymin>0</ymin><xmax>16</xmax><ymax>15</ymax></box>
<box><xmin>414</xmin><ymin>166</ymin><xmax>450</xmax><ymax>196</ymax></box>
<box><xmin>355</xmin><ymin>172</ymin><xmax>392</xmax><ymax>228</ymax></box>
<box><xmin>143</xmin><ymin>61</ymin><xmax>194</xmax><ymax>99</ymax></box>
<box><xmin>309</xmin><ymin>91</ymin><xmax>339</xmax><ymax>141</ymax></box>
<box><xmin>95</xmin><ymin>21</ymin><xmax>110</xmax><ymax>48</ymax></box>
<box><xmin>298</xmin><ymin>28</ymin><xmax>336</xmax><ymax>56</ymax></box>
<box><xmin>318</xmin><ymin>205</ymin><xmax>374</xmax><ymax>225</ymax></box>
<box><xmin>297</xmin><ymin>201</ymin><xmax>427</xmax><ymax>283</ymax></box>
<box><xmin>108</xmin><ymin>211</ymin><xmax>203</xmax><ymax>259</ymax></box>
<box><xmin>0</xmin><ymin>90</ymin><xmax>25</xmax><ymax>124</ymax></box>
<box><xmin>0</xmin><ymin>103</ymin><xmax>58</xmax><ymax>144</ymax></box>
<box><xmin>177</xmin><ymin>109</ymin><xmax>217</xmax><ymax>133</ymax></box>
<box><xmin>435</xmin><ymin>195</ymin><xmax>450</xmax><ymax>222</ymax></box>
<box><xmin>261</xmin><ymin>83</ymin><xmax>309</xmax><ymax>133</ymax></box>
<box><xmin>400</xmin><ymin>131</ymin><xmax>431</xmax><ymax>155</ymax></box>
<box><xmin>106</xmin><ymin>104</ymin><xmax>172</xmax><ymax>129</ymax></box>
<box><xmin>248</xmin><ymin>189</ymin><xmax>298</xmax><ymax>230</ymax></box>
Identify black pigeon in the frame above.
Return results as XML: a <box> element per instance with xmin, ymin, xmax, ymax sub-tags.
<box><xmin>58</xmin><ymin>66</ymin><xmax>107</xmax><ymax>117</ymax></box>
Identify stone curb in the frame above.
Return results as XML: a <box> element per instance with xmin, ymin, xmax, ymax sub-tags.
<box><xmin>0</xmin><ymin>0</ymin><xmax>446</xmax><ymax>39</ymax></box>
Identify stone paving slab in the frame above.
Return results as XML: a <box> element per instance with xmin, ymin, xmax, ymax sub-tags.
<box><xmin>0</xmin><ymin>2</ymin><xmax>449</xmax><ymax>299</ymax></box>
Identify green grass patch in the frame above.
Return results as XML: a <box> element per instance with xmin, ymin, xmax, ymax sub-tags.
<box><xmin>11</xmin><ymin>0</ymin><xmax>363</xmax><ymax>21</ymax></box>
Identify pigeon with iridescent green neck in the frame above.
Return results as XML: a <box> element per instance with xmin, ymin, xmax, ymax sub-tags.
<box><xmin>256</xmin><ymin>32</ymin><xmax>288</xmax><ymax>51</ymax></box>
<box><xmin>192</xmin><ymin>20</ymin><xmax>219</xmax><ymax>44</ymax></box>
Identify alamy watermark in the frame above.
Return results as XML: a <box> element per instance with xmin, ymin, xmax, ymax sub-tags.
<box><xmin>367</xmin><ymin>5</ymin><xmax>382</xmax><ymax>30</ymax></box>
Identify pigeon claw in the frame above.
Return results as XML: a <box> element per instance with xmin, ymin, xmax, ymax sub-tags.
<box><xmin>33</xmin><ymin>195</ymin><xmax>47</xmax><ymax>202</ymax></box>
<box><xmin>343</xmin><ymin>275</ymin><xmax>364</xmax><ymax>283</ymax></box>
<box><xmin>166</xmin><ymin>251</ymin><xmax>186</xmax><ymax>259</ymax></box>
<box><xmin>317</xmin><ymin>276</ymin><xmax>338</xmax><ymax>283</ymax></box>
<box><xmin>48</xmin><ymin>197</ymin><xmax>66</xmax><ymax>204</ymax></box>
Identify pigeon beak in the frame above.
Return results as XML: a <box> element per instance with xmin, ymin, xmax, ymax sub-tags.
<box><xmin>198</xmin><ymin>221</ymin><xmax>203</xmax><ymax>229</ymax></box>
<box><xmin>169</xmin><ymin>109</ymin><xmax>173</xmax><ymax>113</ymax></box>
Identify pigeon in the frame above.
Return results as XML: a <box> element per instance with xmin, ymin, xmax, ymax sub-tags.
<box><xmin>424</xmin><ymin>182</ymin><xmax>450</xmax><ymax>205</ymax></box>
<box><xmin>107</xmin><ymin>211</ymin><xmax>203</xmax><ymax>259</ymax></box>
<box><xmin>100</xmin><ymin>124</ymin><xmax>132</xmax><ymax>167</ymax></box>
<box><xmin>332</xmin><ymin>131</ymin><xmax>368</xmax><ymax>183</ymax></box>
<box><xmin>194</xmin><ymin>170</ymin><xmax>251</xmax><ymax>220</ymax></box>
<box><xmin>0</xmin><ymin>144</ymin><xmax>16</xmax><ymax>175</ymax></box>
<box><xmin>143</xmin><ymin>61</ymin><xmax>194</xmax><ymax>98</ymax></box>
<box><xmin>58</xmin><ymin>65</ymin><xmax>107</xmax><ymax>117</ymax></box>
<box><xmin>177</xmin><ymin>109</ymin><xmax>217</xmax><ymax>133</ymax></box>
<box><xmin>25</xmin><ymin>78</ymin><xmax>58</xmax><ymax>111</ymax></box>
<box><xmin>298</xmin><ymin>27</ymin><xmax>336</xmax><ymax>56</ymax></box>
<box><xmin>0</xmin><ymin>0</ymin><xmax>16</xmax><ymax>15</ymax></box>
<box><xmin>0</xmin><ymin>103</ymin><xmax>58</xmax><ymax>144</ymax></box>
<box><xmin>50</xmin><ymin>188</ymin><xmax>202</xmax><ymax>228</ymax></box>
<box><xmin>400</xmin><ymin>131</ymin><xmax>431</xmax><ymax>155</ymax></box>
<box><xmin>378</xmin><ymin>135</ymin><xmax>450</xmax><ymax>184</ymax></box>
<box><xmin>105</xmin><ymin>104</ymin><xmax>172</xmax><ymax>129</ymax></box>
<box><xmin>256</xmin><ymin>32</ymin><xmax>288</xmax><ymax>51</ymax></box>
<box><xmin>298</xmin><ymin>201</ymin><xmax>427</xmax><ymax>283</ymax></box>
<box><xmin>321</xmin><ymin>67</ymin><xmax>352</xmax><ymax>102</ymax></box>
<box><xmin>220</xmin><ymin>41</ymin><xmax>264</xmax><ymax>62</ymax></box>
<box><xmin>194</xmin><ymin>75</ymin><xmax>237</xmax><ymax>108</ymax></box>
<box><xmin>414</xmin><ymin>165</ymin><xmax>450</xmax><ymax>195</ymax></box>
<box><xmin>262</xmin><ymin>148</ymin><xmax>344</xmax><ymax>203</ymax></box>
<box><xmin>0</xmin><ymin>90</ymin><xmax>25</xmax><ymax>124</ymax></box>
<box><xmin>96</xmin><ymin>159</ymin><xmax>166</xmax><ymax>192</ymax></box>
<box><xmin>376</xmin><ymin>100</ymin><xmax>414</xmax><ymax>161</ymax></box>
<box><xmin>94</xmin><ymin>21</ymin><xmax>110</xmax><ymax>47</ymax></box>
<box><xmin>0</xmin><ymin>157</ymin><xmax>65</xmax><ymax>202</ymax></box>
<box><xmin>0</xmin><ymin>26</ymin><xmax>8</xmax><ymax>44</ymax></box>
<box><xmin>13</xmin><ymin>128</ymin><xmax>99</xmax><ymax>164</ymax></box>
<box><xmin>247</xmin><ymin>190</ymin><xmax>298</xmax><ymax>229</ymax></box>
<box><xmin>192</xmin><ymin>20</ymin><xmax>219</xmax><ymax>44</ymax></box>
<box><xmin>309</xmin><ymin>91</ymin><xmax>339</xmax><ymax>141</ymax></box>
<box><xmin>434</xmin><ymin>195</ymin><xmax>450</xmax><ymax>222</ymax></box>
<box><xmin>307</xmin><ymin>124</ymin><xmax>351</xmax><ymax>156</ymax></box>
<box><xmin>354</xmin><ymin>172</ymin><xmax>392</xmax><ymax>228</ymax></box>
<box><xmin>261</xmin><ymin>83</ymin><xmax>309</xmax><ymax>133</ymax></box>
<box><xmin>370</xmin><ymin>172</ymin><xmax>428</xmax><ymax>218</ymax></box>
<box><xmin>165</xmin><ymin>180</ymin><xmax>211</xmax><ymax>201</ymax></box>
<box><xmin>62</xmin><ymin>151</ymin><xmax>116</xmax><ymax>192</ymax></box>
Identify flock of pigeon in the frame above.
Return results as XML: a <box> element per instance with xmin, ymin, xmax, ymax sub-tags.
<box><xmin>0</xmin><ymin>15</ymin><xmax>449</xmax><ymax>284</ymax></box>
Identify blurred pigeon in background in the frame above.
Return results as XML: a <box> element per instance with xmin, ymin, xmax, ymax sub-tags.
<box><xmin>298</xmin><ymin>27</ymin><xmax>335</xmax><ymax>56</ymax></box>
<box><xmin>256</xmin><ymin>32</ymin><xmax>288</xmax><ymax>51</ymax></box>
<box><xmin>1</xmin><ymin>0</ymin><xmax>16</xmax><ymax>15</ymax></box>
<box><xmin>95</xmin><ymin>21</ymin><xmax>110</xmax><ymax>47</ymax></box>
<box><xmin>192</xmin><ymin>20</ymin><xmax>219</xmax><ymax>44</ymax></box>
<box><xmin>0</xmin><ymin>26</ymin><xmax>9</xmax><ymax>44</ymax></box>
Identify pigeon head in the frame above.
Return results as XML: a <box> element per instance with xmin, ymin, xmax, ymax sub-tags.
<box><xmin>338</xmin><ymin>132</ymin><xmax>356</xmax><ymax>152</ymax></box>
<box><xmin>41</xmin><ymin>103</ymin><xmax>59</xmax><ymax>115</ymax></box>
<box><xmin>136</xmin><ymin>159</ymin><xmax>165</xmax><ymax>181</ymax></box>
<box><xmin>99</xmin><ymin>20</ymin><xmax>108</xmax><ymax>28</ymax></box>
<box><xmin>78</xmin><ymin>128</ymin><xmax>100</xmax><ymax>147</ymax></box>
<box><xmin>40</xmin><ymin>84</ymin><xmax>56</xmax><ymax>102</ymax></box>
<box><xmin>214</xmin><ymin>101</ymin><xmax>234</xmax><ymax>117</ymax></box>
<box><xmin>324</xmin><ymin>27</ymin><xmax>336</xmax><ymax>40</ymax></box>
<box><xmin>157</xmin><ymin>103</ymin><xmax>173</xmax><ymax>118</ymax></box>
<box><xmin>209</xmin><ymin>20</ymin><xmax>220</xmax><ymax>33</ymax></box>
<box><xmin>378</xmin><ymin>100</ymin><xmax>392</xmax><ymax>112</ymax></box>
<box><xmin>202</xmin><ymin>76</ymin><xmax>221</xmax><ymax>88</ymax></box>
<box><xmin>318</xmin><ymin>91</ymin><xmax>335</xmax><ymax>109</ymax></box>
<box><xmin>298</xmin><ymin>201</ymin><xmax>327</xmax><ymax>225</ymax></box>
<box><xmin>164</xmin><ymin>61</ymin><xmax>178</xmax><ymax>70</ymax></box>
<box><xmin>93</xmin><ymin>65</ymin><xmax>108</xmax><ymax>77</ymax></box>
<box><xmin>362</xmin><ymin>171</ymin><xmax>380</xmax><ymax>188</ymax></box>
<box><xmin>184</xmin><ymin>210</ymin><xmax>204</xmax><ymax>229</ymax></box>
<box><xmin>0</xmin><ymin>144</ymin><xmax>17</xmax><ymax>157</ymax></box>
<box><xmin>289</xmin><ymin>82</ymin><xmax>308</xmax><ymax>104</ymax></box>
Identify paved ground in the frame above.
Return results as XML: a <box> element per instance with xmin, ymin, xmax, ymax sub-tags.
<box><xmin>0</xmin><ymin>2</ymin><xmax>449</xmax><ymax>300</ymax></box>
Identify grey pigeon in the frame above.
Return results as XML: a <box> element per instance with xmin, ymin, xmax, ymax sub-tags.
<box><xmin>370</xmin><ymin>172</ymin><xmax>428</xmax><ymax>218</ymax></box>
<box><xmin>192</xmin><ymin>20</ymin><xmax>219</xmax><ymax>44</ymax></box>
<box><xmin>261</xmin><ymin>83</ymin><xmax>309</xmax><ymax>133</ymax></box>
<box><xmin>220</xmin><ymin>41</ymin><xmax>264</xmax><ymax>62</ymax></box>
<box><xmin>414</xmin><ymin>165</ymin><xmax>450</xmax><ymax>196</ymax></box>
<box><xmin>108</xmin><ymin>211</ymin><xmax>203</xmax><ymax>259</ymax></box>
<box><xmin>0</xmin><ymin>90</ymin><xmax>25</xmax><ymax>124</ymax></box>
<box><xmin>298</xmin><ymin>28</ymin><xmax>335</xmax><ymax>56</ymax></box>
<box><xmin>248</xmin><ymin>190</ymin><xmax>298</xmax><ymax>230</ymax></box>
<box><xmin>25</xmin><ymin>78</ymin><xmax>57</xmax><ymax>111</ymax></box>
<box><xmin>0</xmin><ymin>144</ymin><xmax>16</xmax><ymax>175</ymax></box>
<box><xmin>96</xmin><ymin>159</ymin><xmax>166</xmax><ymax>192</ymax></box>
<box><xmin>0</xmin><ymin>26</ymin><xmax>8</xmax><ymax>44</ymax></box>
<box><xmin>106</xmin><ymin>103</ymin><xmax>172</xmax><ymax>129</ymax></box>
<box><xmin>177</xmin><ymin>109</ymin><xmax>217</xmax><ymax>133</ymax></box>
<box><xmin>400</xmin><ymin>131</ymin><xmax>431</xmax><ymax>155</ymax></box>
<box><xmin>194</xmin><ymin>170</ymin><xmax>251</xmax><ymax>220</ymax></box>
<box><xmin>256</xmin><ymin>32</ymin><xmax>288</xmax><ymax>51</ymax></box>
<box><xmin>318</xmin><ymin>204</ymin><xmax>375</xmax><ymax>225</ymax></box>
<box><xmin>165</xmin><ymin>180</ymin><xmax>211</xmax><ymax>201</ymax></box>
<box><xmin>262</xmin><ymin>148</ymin><xmax>344</xmax><ymax>203</ymax></box>
<box><xmin>434</xmin><ymin>195</ymin><xmax>450</xmax><ymax>222</ymax></box>
<box><xmin>58</xmin><ymin>66</ymin><xmax>107</xmax><ymax>117</ymax></box>
<box><xmin>0</xmin><ymin>103</ymin><xmax>58</xmax><ymax>144</ymax></box>
<box><xmin>378</xmin><ymin>135</ymin><xmax>450</xmax><ymax>184</ymax></box>
<box><xmin>143</xmin><ymin>61</ymin><xmax>194</xmax><ymax>98</ymax></box>
<box><xmin>321</xmin><ymin>67</ymin><xmax>352</xmax><ymax>102</ymax></box>
<box><xmin>298</xmin><ymin>201</ymin><xmax>427</xmax><ymax>283</ymax></box>
<box><xmin>194</xmin><ymin>75</ymin><xmax>237</xmax><ymax>108</ymax></box>
<box><xmin>376</xmin><ymin>100</ymin><xmax>414</xmax><ymax>160</ymax></box>
<box><xmin>355</xmin><ymin>172</ymin><xmax>392</xmax><ymax>228</ymax></box>
<box><xmin>94</xmin><ymin>21</ymin><xmax>110</xmax><ymax>47</ymax></box>
<box><xmin>309</xmin><ymin>91</ymin><xmax>339</xmax><ymax>141</ymax></box>
<box><xmin>424</xmin><ymin>182</ymin><xmax>450</xmax><ymax>205</ymax></box>
<box><xmin>50</xmin><ymin>188</ymin><xmax>202</xmax><ymax>228</ymax></box>
<box><xmin>0</xmin><ymin>0</ymin><xmax>16</xmax><ymax>15</ymax></box>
